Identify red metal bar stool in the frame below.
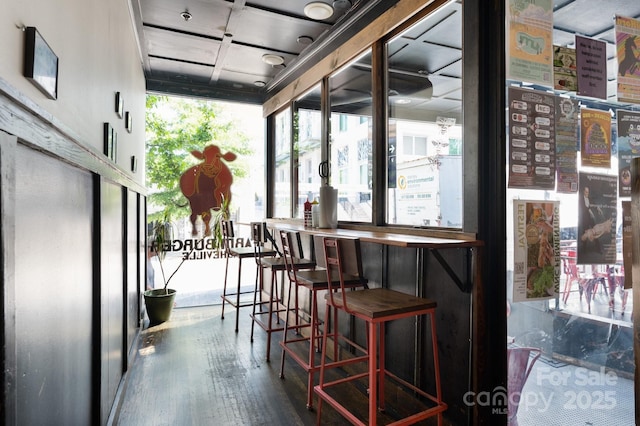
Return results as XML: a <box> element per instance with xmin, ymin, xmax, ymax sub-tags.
<box><xmin>250</xmin><ymin>225</ymin><xmax>316</xmax><ymax>361</ymax></box>
<box><xmin>315</xmin><ymin>237</ymin><xmax>447</xmax><ymax>426</ymax></box>
<box><xmin>220</xmin><ymin>220</ymin><xmax>276</xmax><ymax>332</ymax></box>
<box><xmin>507</xmin><ymin>346</ymin><xmax>541</xmax><ymax>426</ymax></box>
<box><xmin>279</xmin><ymin>231</ymin><xmax>367</xmax><ymax>410</ymax></box>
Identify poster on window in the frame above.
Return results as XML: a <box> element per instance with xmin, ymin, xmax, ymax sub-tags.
<box><xmin>577</xmin><ymin>173</ymin><xmax>617</xmax><ymax>265</ymax></box>
<box><xmin>506</xmin><ymin>0</ymin><xmax>553</xmax><ymax>87</ymax></box>
<box><xmin>553</xmin><ymin>46</ymin><xmax>578</xmax><ymax>91</ymax></box>
<box><xmin>513</xmin><ymin>200</ymin><xmax>559</xmax><ymax>302</ymax></box>
<box><xmin>615</xmin><ymin>15</ymin><xmax>640</xmax><ymax>104</ymax></box>
<box><xmin>576</xmin><ymin>36</ymin><xmax>607</xmax><ymax>100</ymax></box>
<box><xmin>580</xmin><ymin>108</ymin><xmax>611</xmax><ymax>168</ymax></box>
<box><xmin>622</xmin><ymin>201</ymin><xmax>632</xmax><ymax>289</ymax></box>
<box><xmin>617</xmin><ymin>110</ymin><xmax>640</xmax><ymax>197</ymax></box>
<box><xmin>508</xmin><ymin>87</ymin><xmax>556</xmax><ymax>189</ymax></box>
<box><xmin>555</xmin><ymin>97</ymin><xmax>579</xmax><ymax>193</ymax></box>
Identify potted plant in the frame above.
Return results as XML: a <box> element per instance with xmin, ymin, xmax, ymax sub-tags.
<box><xmin>144</xmin><ymin>201</ymin><xmax>229</xmax><ymax>324</ymax></box>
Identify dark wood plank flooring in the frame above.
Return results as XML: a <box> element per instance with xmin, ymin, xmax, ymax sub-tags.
<box><xmin>113</xmin><ymin>304</ymin><xmax>446</xmax><ymax>426</ymax></box>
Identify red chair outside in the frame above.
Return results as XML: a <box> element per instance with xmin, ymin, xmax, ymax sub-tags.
<box><xmin>507</xmin><ymin>347</ymin><xmax>541</xmax><ymax>426</ymax></box>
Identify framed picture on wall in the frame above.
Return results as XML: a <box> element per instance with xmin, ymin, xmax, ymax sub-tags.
<box><xmin>115</xmin><ymin>92</ymin><xmax>124</xmax><ymax>118</ymax></box>
<box><xmin>113</xmin><ymin>130</ymin><xmax>118</xmax><ymax>163</ymax></box>
<box><xmin>125</xmin><ymin>111</ymin><xmax>132</xmax><ymax>133</ymax></box>
<box><xmin>23</xmin><ymin>27</ymin><xmax>58</xmax><ymax>100</ymax></box>
<box><xmin>103</xmin><ymin>123</ymin><xmax>114</xmax><ymax>160</ymax></box>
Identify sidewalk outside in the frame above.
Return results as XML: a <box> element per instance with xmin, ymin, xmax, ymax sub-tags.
<box><xmin>149</xmin><ymin>252</ymin><xmax>259</xmax><ymax>308</ymax></box>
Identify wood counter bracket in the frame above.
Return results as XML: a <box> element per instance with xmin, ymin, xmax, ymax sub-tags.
<box><xmin>430</xmin><ymin>247</ymin><xmax>475</xmax><ymax>293</ymax></box>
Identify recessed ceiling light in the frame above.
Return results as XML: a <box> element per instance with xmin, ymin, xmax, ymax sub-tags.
<box><xmin>180</xmin><ymin>10</ymin><xmax>192</xmax><ymax>22</ymax></box>
<box><xmin>254</xmin><ymin>81</ymin><xmax>266</xmax><ymax>87</ymax></box>
<box><xmin>262</xmin><ymin>54</ymin><xmax>285</xmax><ymax>66</ymax></box>
<box><xmin>394</xmin><ymin>98</ymin><xmax>412</xmax><ymax>105</ymax></box>
<box><xmin>332</xmin><ymin>0</ymin><xmax>352</xmax><ymax>11</ymax></box>
<box><xmin>304</xmin><ymin>2</ymin><xmax>334</xmax><ymax>20</ymax></box>
<box><xmin>297</xmin><ymin>35</ymin><xmax>314</xmax><ymax>45</ymax></box>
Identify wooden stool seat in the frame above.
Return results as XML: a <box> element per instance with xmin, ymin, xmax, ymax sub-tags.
<box><xmin>259</xmin><ymin>256</ymin><xmax>315</xmax><ymax>272</ymax></box>
<box><xmin>228</xmin><ymin>246</ymin><xmax>257</xmax><ymax>257</ymax></box>
<box><xmin>326</xmin><ymin>287</ymin><xmax>437</xmax><ymax>319</ymax></box>
<box><xmin>295</xmin><ymin>269</ymin><xmax>364</xmax><ymax>290</ymax></box>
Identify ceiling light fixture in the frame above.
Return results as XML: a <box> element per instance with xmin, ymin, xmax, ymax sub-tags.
<box><xmin>254</xmin><ymin>81</ymin><xmax>266</xmax><ymax>87</ymax></box>
<box><xmin>304</xmin><ymin>2</ymin><xmax>334</xmax><ymax>20</ymax></box>
<box><xmin>262</xmin><ymin>54</ymin><xmax>285</xmax><ymax>66</ymax></box>
<box><xmin>297</xmin><ymin>35</ymin><xmax>314</xmax><ymax>45</ymax></box>
<box><xmin>332</xmin><ymin>0</ymin><xmax>352</xmax><ymax>12</ymax></box>
<box><xmin>180</xmin><ymin>10</ymin><xmax>192</xmax><ymax>22</ymax></box>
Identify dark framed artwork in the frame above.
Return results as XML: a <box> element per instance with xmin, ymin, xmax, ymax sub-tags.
<box><xmin>125</xmin><ymin>111</ymin><xmax>132</xmax><ymax>133</ymax></box>
<box><xmin>103</xmin><ymin>123</ymin><xmax>114</xmax><ymax>160</ymax></box>
<box><xmin>115</xmin><ymin>92</ymin><xmax>124</xmax><ymax>118</ymax></box>
<box><xmin>23</xmin><ymin>27</ymin><xmax>58</xmax><ymax>100</ymax></box>
<box><xmin>113</xmin><ymin>130</ymin><xmax>118</xmax><ymax>163</ymax></box>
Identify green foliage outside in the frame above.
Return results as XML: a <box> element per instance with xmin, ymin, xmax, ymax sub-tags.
<box><xmin>145</xmin><ymin>95</ymin><xmax>253</xmax><ymax>223</ymax></box>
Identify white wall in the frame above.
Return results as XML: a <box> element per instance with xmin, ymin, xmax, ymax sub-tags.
<box><xmin>0</xmin><ymin>0</ymin><xmax>146</xmax><ymax>186</ymax></box>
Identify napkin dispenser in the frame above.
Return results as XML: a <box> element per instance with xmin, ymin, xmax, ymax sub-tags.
<box><xmin>318</xmin><ymin>186</ymin><xmax>338</xmax><ymax>229</ymax></box>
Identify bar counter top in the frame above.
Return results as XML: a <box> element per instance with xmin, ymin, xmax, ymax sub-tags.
<box><xmin>266</xmin><ymin>219</ymin><xmax>483</xmax><ymax>249</ymax></box>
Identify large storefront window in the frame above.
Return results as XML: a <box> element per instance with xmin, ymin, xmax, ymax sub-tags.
<box><xmin>329</xmin><ymin>50</ymin><xmax>373</xmax><ymax>223</ymax></box>
<box><xmin>386</xmin><ymin>2</ymin><xmax>463</xmax><ymax>228</ymax></box>
<box><xmin>294</xmin><ymin>85</ymin><xmax>322</xmax><ymax>218</ymax></box>
<box><xmin>274</xmin><ymin>108</ymin><xmax>292</xmax><ymax>217</ymax></box>
<box><xmin>505</xmin><ymin>2</ymin><xmax>637</xmax><ymax>423</ymax></box>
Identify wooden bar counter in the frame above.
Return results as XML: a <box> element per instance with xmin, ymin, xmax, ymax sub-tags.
<box><xmin>266</xmin><ymin>219</ymin><xmax>485</xmax><ymax>424</ymax></box>
<box><xmin>266</xmin><ymin>219</ymin><xmax>482</xmax><ymax>248</ymax></box>
<box><xmin>266</xmin><ymin>219</ymin><xmax>483</xmax><ymax>293</ymax></box>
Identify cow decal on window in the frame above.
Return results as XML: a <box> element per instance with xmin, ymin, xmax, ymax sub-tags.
<box><xmin>179</xmin><ymin>144</ymin><xmax>236</xmax><ymax>236</ymax></box>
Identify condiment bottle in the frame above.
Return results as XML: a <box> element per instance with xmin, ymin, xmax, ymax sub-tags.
<box><xmin>303</xmin><ymin>199</ymin><xmax>312</xmax><ymax>227</ymax></box>
<box><xmin>311</xmin><ymin>198</ymin><xmax>320</xmax><ymax>228</ymax></box>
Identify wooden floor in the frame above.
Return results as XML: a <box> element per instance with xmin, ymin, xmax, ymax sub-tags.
<box><xmin>112</xmin><ymin>303</ymin><xmax>445</xmax><ymax>426</ymax></box>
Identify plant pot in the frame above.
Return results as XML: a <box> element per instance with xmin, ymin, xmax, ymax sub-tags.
<box><xmin>143</xmin><ymin>288</ymin><xmax>177</xmax><ymax>325</ymax></box>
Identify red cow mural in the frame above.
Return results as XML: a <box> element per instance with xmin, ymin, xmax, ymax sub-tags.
<box><xmin>180</xmin><ymin>144</ymin><xmax>236</xmax><ymax>236</ymax></box>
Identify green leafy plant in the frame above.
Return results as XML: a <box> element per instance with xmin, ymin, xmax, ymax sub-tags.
<box><xmin>150</xmin><ymin>198</ymin><xmax>230</xmax><ymax>292</ymax></box>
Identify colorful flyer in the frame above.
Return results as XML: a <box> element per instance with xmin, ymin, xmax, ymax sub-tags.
<box><xmin>622</xmin><ymin>201</ymin><xmax>632</xmax><ymax>289</ymax></box>
<box><xmin>513</xmin><ymin>200</ymin><xmax>560</xmax><ymax>302</ymax></box>
<box><xmin>580</xmin><ymin>108</ymin><xmax>611</xmax><ymax>168</ymax></box>
<box><xmin>508</xmin><ymin>87</ymin><xmax>556</xmax><ymax>189</ymax></box>
<box><xmin>615</xmin><ymin>15</ymin><xmax>640</xmax><ymax>104</ymax></box>
<box><xmin>506</xmin><ymin>0</ymin><xmax>554</xmax><ymax>87</ymax></box>
<box><xmin>555</xmin><ymin>97</ymin><xmax>579</xmax><ymax>193</ymax></box>
<box><xmin>553</xmin><ymin>45</ymin><xmax>578</xmax><ymax>91</ymax></box>
<box><xmin>617</xmin><ymin>110</ymin><xmax>640</xmax><ymax>197</ymax></box>
<box><xmin>576</xmin><ymin>35</ymin><xmax>608</xmax><ymax>100</ymax></box>
<box><xmin>577</xmin><ymin>173</ymin><xmax>617</xmax><ymax>265</ymax></box>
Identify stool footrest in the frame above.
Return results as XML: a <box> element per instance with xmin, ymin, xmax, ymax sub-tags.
<box><xmin>280</xmin><ymin>339</ymin><xmax>348</xmax><ymax>374</ymax></box>
<box><xmin>250</xmin><ymin>310</ymin><xmax>287</xmax><ymax>333</ymax></box>
<box><xmin>314</xmin><ymin>370</ymin><xmax>447</xmax><ymax>426</ymax></box>
<box><xmin>220</xmin><ymin>290</ymin><xmax>256</xmax><ymax>309</ymax></box>
<box><xmin>280</xmin><ymin>341</ymin><xmax>317</xmax><ymax>373</ymax></box>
